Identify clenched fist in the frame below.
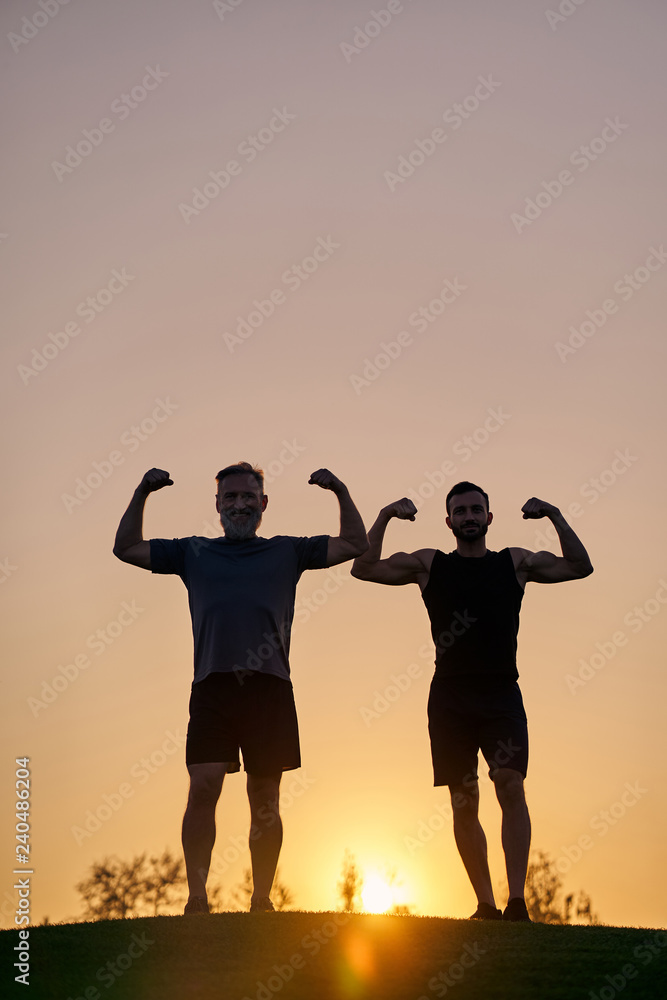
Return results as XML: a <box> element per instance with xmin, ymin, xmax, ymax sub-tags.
<box><xmin>382</xmin><ymin>498</ymin><xmax>418</xmax><ymax>522</ymax></box>
<box><xmin>139</xmin><ymin>468</ymin><xmax>173</xmax><ymax>494</ymax></box>
<box><xmin>308</xmin><ymin>469</ymin><xmax>346</xmax><ymax>494</ymax></box>
<box><xmin>521</xmin><ymin>497</ymin><xmax>560</xmax><ymax>520</ymax></box>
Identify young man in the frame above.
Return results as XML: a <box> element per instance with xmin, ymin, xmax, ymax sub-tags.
<box><xmin>113</xmin><ymin>462</ymin><xmax>367</xmax><ymax>914</ymax></box>
<box><xmin>351</xmin><ymin>481</ymin><xmax>593</xmax><ymax>921</ymax></box>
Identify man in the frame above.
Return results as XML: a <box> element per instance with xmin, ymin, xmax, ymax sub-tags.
<box><xmin>351</xmin><ymin>481</ymin><xmax>593</xmax><ymax>922</ymax></box>
<box><xmin>113</xmin><ymin>462</ymin><xmax>367</xmax><ymax>914</ymax></box>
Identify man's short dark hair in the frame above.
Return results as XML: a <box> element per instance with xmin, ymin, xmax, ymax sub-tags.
<box><xmin>215</xmin><ymin>462</ymin><xmax>264</xmax><ymax>493</ymax></box>
<box><xmin>446</xmin><ymin>481</ymin><xmax>489</xmax><ymax>515</ymax></box>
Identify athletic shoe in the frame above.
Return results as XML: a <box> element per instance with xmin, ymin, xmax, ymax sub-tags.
<box><xmin>249</xmin><ymin>896</ymin><xmax>275</xmax><ymax>912</ymax></box>
<box><xmin>503</xmin><ymin>897</ymin><xmax>531</xmax><ymax>922</ymax></box>
<box><xmin>469</xmin><ymin>901</ymin><xmax>502</xmax><ymax>920</ymax></box>
<box><xmin>184</xmin><ymin>896</ymin><xmax>210</xmax><ymax>915</ymax></box>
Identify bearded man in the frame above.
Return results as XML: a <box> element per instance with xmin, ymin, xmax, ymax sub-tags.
<box><xmin>351</xmin><ymin>480</ymin><xmax>593</xmax><ymax>921</ymax></box>
<box><xmin>114</xmin><ymin>462</ymin><xmax>367</xmax><ymax>914</ymax></box>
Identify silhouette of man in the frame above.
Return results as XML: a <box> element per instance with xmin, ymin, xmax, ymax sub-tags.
<box><xmin>352</xmin><ymin>481</ymin><xmax>593</xmax><ymax>921</ymax></box>
<box><xmin>114</xmin><ymin>462</ymin><xmax>367</xmax><ymax>914</ymax></box>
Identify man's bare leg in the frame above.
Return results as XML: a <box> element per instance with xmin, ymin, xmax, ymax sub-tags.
<box><xmin>247</xmin><ymin>773</ymin><xmax>282</xmax><ymax>906</ymax></box>
<box><xmin>182</xmin><ymin>762</ymin><xmax>227</xmax><ymax>902</ymax></box>
<box><xmin>450</xmin><ymin>780</ymin><xmax>497</xmax><ymax>908</ymax></box>
<box><xmin>493</xmin><ymin>767</ymin><xmax>531</xmax><ymax>900</ymax></box>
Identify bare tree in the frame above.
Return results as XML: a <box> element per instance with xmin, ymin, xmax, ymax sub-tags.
<box><xmin>77</xmin><ymin>854</ymin><xmax>150</xmax><ymax>921</ymax></box>
<box><xmin>337</xmin><ymin>850</ymin><xmax>363</xmax><ymax>912</ymax></box>
<box><xmin>524</xmin><ymin>850</ymin><xmax>598</xmax><ymax>924</ymax></box>
<box><xmin>141</xmin><ymin>850</ymin><xmax>186</xmax><ymax>916</ymax></box>
<box><xmin>77</xmin><ymin>850</ymin><xmax>186</xmax><ymax>920</ymax></box>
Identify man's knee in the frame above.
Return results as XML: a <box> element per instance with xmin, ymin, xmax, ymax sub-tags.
<box><xmin>187</xmin><ymin>763</ymin><xmax>226</xmax><ymax>806</ymax></box>
<box><xmin>449</xmin><ymin>780</ymin><xmax>479</xmax><ymax>816</ymax></box>
<box><xmin>247</xmin><ymin>774</ymin><xmax>281</xmax><ymax>823</ymax></box>
<box><xmin>493</xmin><ymin>767</ymin><xmax>526</xmax><ymax>804</ymax></box>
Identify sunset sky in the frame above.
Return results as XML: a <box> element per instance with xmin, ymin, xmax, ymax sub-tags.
<box><xmin>2</xmin><ymin>0</ymin><xmax>666</xmax><ymax>932</ymax></box>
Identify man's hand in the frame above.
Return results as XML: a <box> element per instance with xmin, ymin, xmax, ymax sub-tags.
<box><xmin>381</xmin><ymin>498</ymin><xmax>418</xmax><ymax>522</ymax></box>
<box><xmin>521</xmin><ymin>497</ymin><xmax>560</xmax><ymax>520</ymax></box>
<box><xmin>308</xmin><ymin>469</ymin><xmax>345</xmax><ymax>494</ymax></box>
<box><xmin>139</xmin><ymin>468</ymin><xmax>173</xmax><ymax>494</ymax></box>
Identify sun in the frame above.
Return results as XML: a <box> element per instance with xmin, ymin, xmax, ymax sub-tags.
<box><xmin>361</xmin><ymin>874</ymin><xmax>394</xmax><ymax>914</ymax></box>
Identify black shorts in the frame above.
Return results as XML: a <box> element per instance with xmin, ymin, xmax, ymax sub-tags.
<box><xmin>186</xmin><ymin>671</ymin><xmax>300</xmax><ymax>776</ymax></box>
<box><xmin>427</xmin><ymin>674</ymin><xmax>529</xmax><ymax>786</ymax></box>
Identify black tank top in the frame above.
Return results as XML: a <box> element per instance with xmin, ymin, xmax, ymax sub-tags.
<box><xmin>421</xmin><ymin>548</ymin><xmax>524</xmax><ymax>679</ymax></box>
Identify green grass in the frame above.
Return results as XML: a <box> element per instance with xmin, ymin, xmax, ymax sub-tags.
<box><xmin>3</xmin><ymin>911</ymin><xmax>666</xmax><ymax>1000</ymax></box>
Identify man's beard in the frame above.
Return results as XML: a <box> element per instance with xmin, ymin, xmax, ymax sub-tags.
<box><xmin>219</xmin><ymin>509</ymin><xmax>262</xmax><ymax>541</ymax></box>
<box><xmin>451</xmin><ymin>522</ymin><xmax>488</xmax><ymax>542</ymax></box>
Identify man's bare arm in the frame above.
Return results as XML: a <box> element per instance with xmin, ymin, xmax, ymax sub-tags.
<box><xmin>351</xmin><ymin>498</ymin><xmax>434</xmax><ymax>587</ymax></box>
<box><xmin>113</xmin><ymin>468</ymin><xmax>173</xmax><ymax>569</ymax></box>
<box><xmin>308</xmin><ymin>469</ymin><xmax>369</xmax><ymax>567</ymax></box>
<box><xmin>512</xmin><ymin>497</ymin><xmax>594</xmax><ymax>585</ymax></box>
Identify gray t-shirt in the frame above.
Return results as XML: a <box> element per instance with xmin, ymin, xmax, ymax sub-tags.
<box><xmin>150</xmin><ymin>534</ymin><xmax>329</xmax><ymax>683</ymax></box>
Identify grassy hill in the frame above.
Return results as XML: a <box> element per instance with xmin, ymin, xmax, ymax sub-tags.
<box><xmin>3</xmin><ymin>911</ymin><xmax>666</xmax><ymax>1000</ymax></box>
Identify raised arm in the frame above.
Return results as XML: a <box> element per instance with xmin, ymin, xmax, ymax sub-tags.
<box><xmin>113</xmin><ymin>468</ymin><xmax>173</xmax><ymax>570</ymax></box>
<box><xmin>512</xmin><ymin>497</ymin><xmax>594</xmax><ymax>586</ymax></box>
<box><xmin>308</xmin><ymin>468</ymin><xmax>368</xmax><ymax>567</ymax></box>
<box><xmin>351</xmin><ymin>498</ymin><xmax>434</xmax><ymax>587</ymax></box>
